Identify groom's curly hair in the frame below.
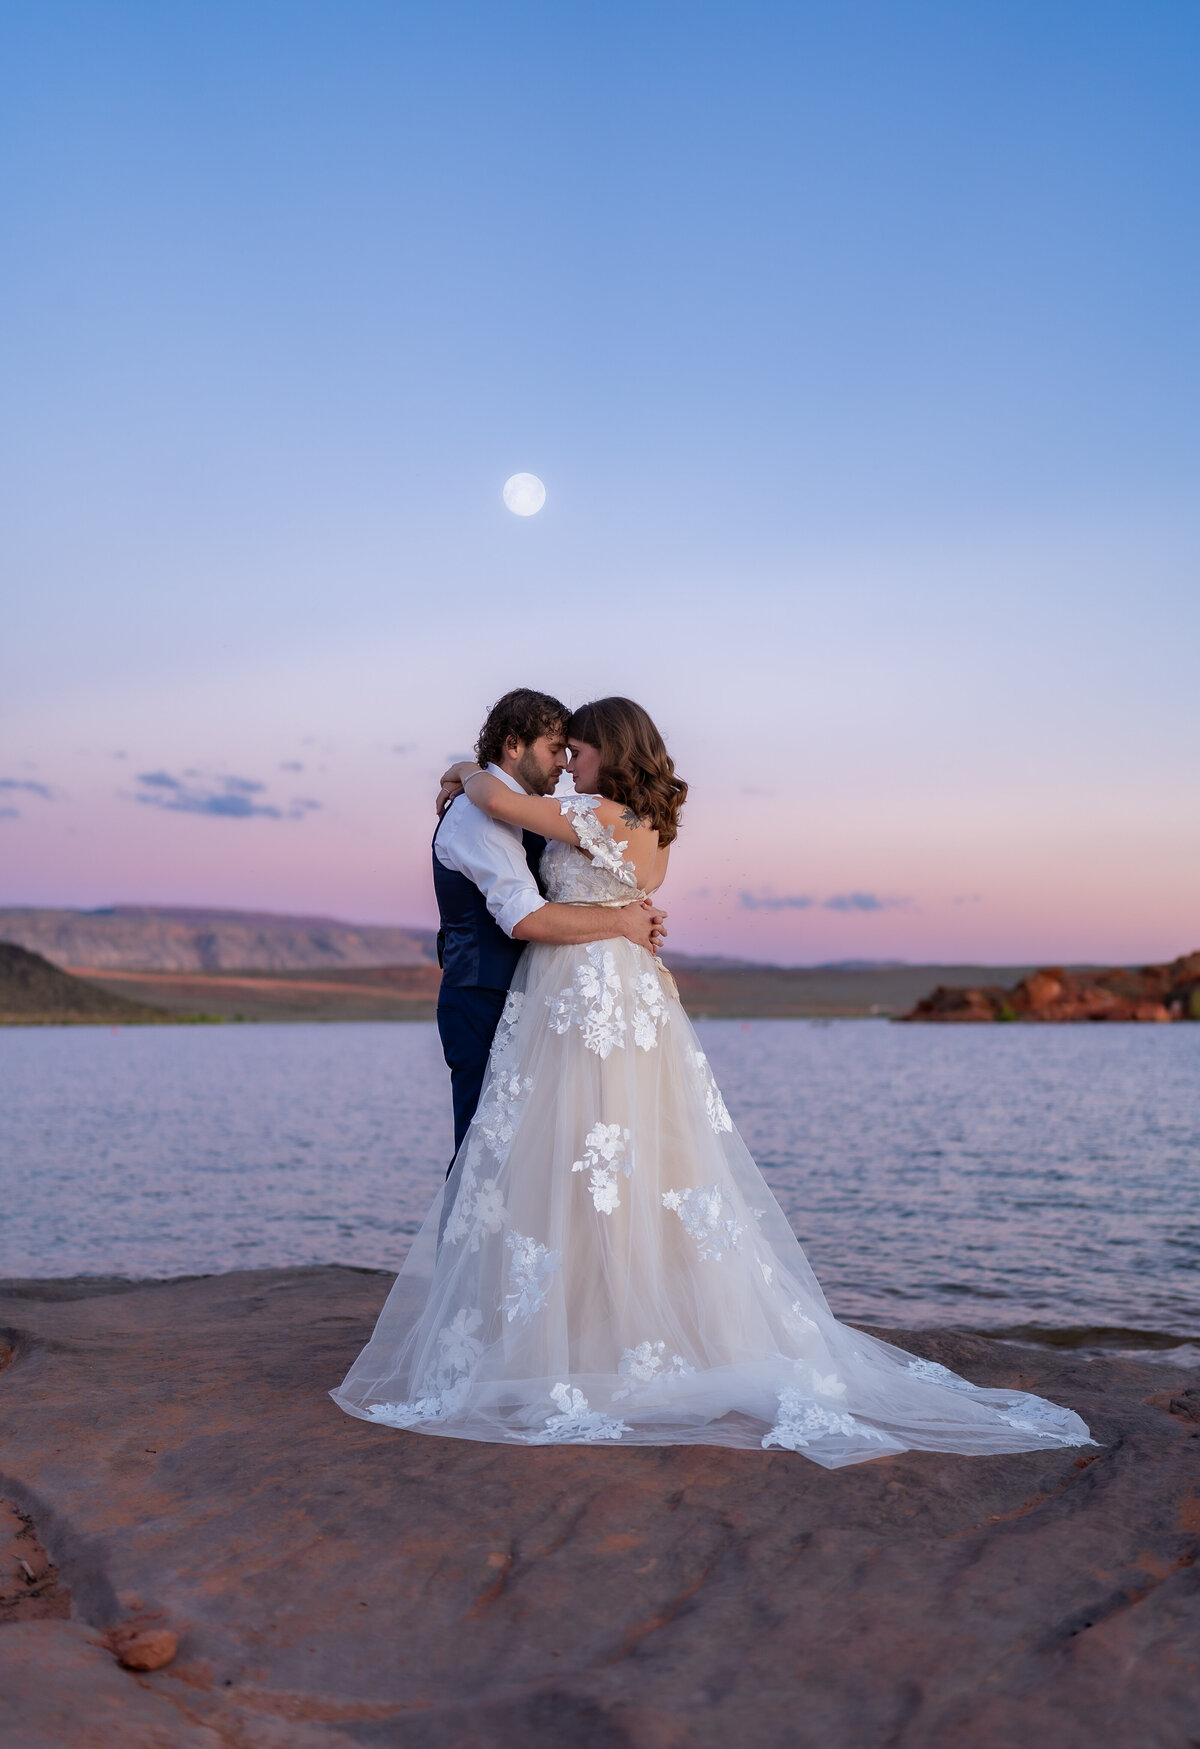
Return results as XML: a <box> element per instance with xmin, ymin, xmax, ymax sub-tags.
<box><xmin>475</xmin><ymin>688</ymin><xmax>570</xmax><ymax>767</ymax></box>
<box><xmin>566</xmin><ymin>697</ymin><xmax>688</xmax><ymax>844</ymax></box>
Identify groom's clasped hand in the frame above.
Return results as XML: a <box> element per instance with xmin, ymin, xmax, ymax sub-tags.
<box><xmin>607</xmin><ymin>893</ymin><xmax>667</xmax><ymax>953</ymax></box>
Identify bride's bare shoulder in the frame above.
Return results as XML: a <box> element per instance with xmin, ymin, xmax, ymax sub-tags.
<box><xmin>589</xmin><ymin>796</ymin><xmax>657</xmax><ymax>842</ymax></box>
<box><xmin>583</xmin><ymin>796</ymin><xmax>669</xmax><ymax>887</ymax></box>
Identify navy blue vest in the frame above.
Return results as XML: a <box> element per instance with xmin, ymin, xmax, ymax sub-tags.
<box><xmin>433</xmin><ymin>811</ymin><xmax>547</xmax><ymax>991</ymax></box>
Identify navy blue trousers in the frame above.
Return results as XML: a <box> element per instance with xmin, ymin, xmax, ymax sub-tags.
<box><xmin>436</xmin><ymin>985</ymin><xmax>509</xmax><ymax>1173</ymax></box>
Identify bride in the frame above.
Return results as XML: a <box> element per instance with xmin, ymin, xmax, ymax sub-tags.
<box><xmin>333</xmin><ymin>697</ymin><xmax>1092</xmax><ymax>1466</ymax></box>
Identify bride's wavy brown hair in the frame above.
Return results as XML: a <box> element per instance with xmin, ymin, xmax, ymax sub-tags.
<box><xmin>566</xmin><ymin>697</ymin><xmax>688</xmax><ymax>844</ymax></box>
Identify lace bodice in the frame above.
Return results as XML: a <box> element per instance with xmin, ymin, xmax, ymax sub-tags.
<box><xmin>539</xmin><ymin>794</ymin><xmax>645</xmax><ymax>906</ymax></box>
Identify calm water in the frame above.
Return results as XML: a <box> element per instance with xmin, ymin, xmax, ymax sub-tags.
<box><xmin>2</xmin><ymin>1021</ymin><xmax>1198</xmax><ymax>1347</ymax></box>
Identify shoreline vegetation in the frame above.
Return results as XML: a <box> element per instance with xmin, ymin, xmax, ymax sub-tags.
<box><xmin>2</xmin><ymin>1265</ymin><xmax>1197</xmax><ymax>1744</ymax></box>
<box><xmin>0</xmin><ymin>909</ymin><xmax>1197</xmax><ymax>1025</ymax></box>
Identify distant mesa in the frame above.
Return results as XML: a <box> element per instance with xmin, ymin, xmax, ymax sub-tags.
<box><xmin>0</xmin><ymin>906</ymin><xmax>442</xmax><ymax>1026</ymax></box>
<box><xmin>5</xmin><ymin>908</ymin><xmax>1199</xmax><ymax>1029</ymax></box>
<box><xmin>0</xmin><ymin>943</ymin><xmax>170</xmax><ymax>1026</ymax></box>
<box><xmin>900</xmin><ymin>953</ymin><xmax>1200</xmax><ymax>1024</ymax></box>
<box><xmin>0</xmin><ymin>906</ymin><xmax>439</xmax><ymax>973</ymax></box>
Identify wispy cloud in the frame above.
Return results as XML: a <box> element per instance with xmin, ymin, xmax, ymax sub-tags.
<box><xmin>0</xmin><ymin>806</ymin><xmax>19</xmax><ymax>821</ymax></box>
<box><xmin>133</xmin><ymin>770</ymin><xmax>321</xmax><ymax>821</ymax></box>
<box><xmin>0</xmin><ymin>778</ymin><xmax>53</xmax><ymax>800</ymax></box>
<box><xmin>824</xmin><ymin>892</ymin><xmax>909</xmax><ymax>913</ymax></box>
<box><xmin>740</xmin><ymin>889</ymin><xmax>910</xmax><ymax>914</ymax></box>
<box><xmin>739</xmin><ymin>891</ymin><xmax>815</xmax><ymax>911</ymax></box>
<box><xmin>279</xmin><ymin>760</ymin><xmax>304</xmax><ymax>772</ymax></box>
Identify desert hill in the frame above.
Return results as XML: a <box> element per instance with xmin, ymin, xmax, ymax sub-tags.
<box><xmin>0</xmin><ymin>906</ymin><xmax>438</xmax><ymax>972</ymax></box>
<box><xmin>0</xmin><ymin>944</ymin><xmax>170</xmax><ymax>1025</ymax></box>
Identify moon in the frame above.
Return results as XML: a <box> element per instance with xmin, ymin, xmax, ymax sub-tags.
<box><xmin>502</xmin><ymin>473</ymin><xmax>546</xmax><ymax>516</ymax></box>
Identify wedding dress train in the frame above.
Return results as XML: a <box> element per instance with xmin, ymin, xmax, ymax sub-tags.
<box><xmin>332</xmin><ymin>797</ymin><xmax>1093</xmax><ymax>1467</ymax></box>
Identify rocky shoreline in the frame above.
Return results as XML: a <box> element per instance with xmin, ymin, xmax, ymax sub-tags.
<box><xmin>1</xmin><ymin>1266</ymin><xmax>1197</xmax><ymax>1746</ymax></box>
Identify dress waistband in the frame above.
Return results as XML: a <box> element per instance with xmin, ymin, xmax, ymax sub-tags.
<box><xmin>558</xmin><ymin>894</ymin><xmax>646</xmax><ymax>907</ymax></box>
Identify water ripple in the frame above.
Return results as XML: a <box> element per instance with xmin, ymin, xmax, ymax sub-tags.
<box><xmin>1</xmin><ymin>1019</ymin><xmax>1197</xmax><ymax>1338</ymax></box>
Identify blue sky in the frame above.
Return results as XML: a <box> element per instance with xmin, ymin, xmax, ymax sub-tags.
<box><xmin>2</xmin><ymin>1</ymin><xmax>1198</xmax><ymax>962</ymax></box>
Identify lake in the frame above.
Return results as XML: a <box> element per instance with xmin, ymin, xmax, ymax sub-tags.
<box><xmin>2</xmin><ymin>1020</ymin><xmax>1197</xmax><ymax>1354</ymax></box>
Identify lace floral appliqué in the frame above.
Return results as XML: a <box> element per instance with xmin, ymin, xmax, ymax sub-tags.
<box><xmin>524</xmin><ymin>1383</ymin><xmax>632</xmax><ymax>1444</ymax></box>
<box><xmin>503</xmin><ymin>1231</ymin><xmax>560</xmax><ymax>1324</ymax></box>
<box><xmin>662</xmin><ymin>1183</ymin><xmax>745</xmax><ymax>1261</ymax></box>
<box><xmin>904</xmin><ymin>1359</ymin><xmax>1091</xmax><ymax>1445</ymax></box>
<box><xmin>761</xmin><ymin>1387</ymin><xmax>886</xmax><ymax>1453</ymax></box>
<box><xmin>492</xmin><ymin>989</ymin><xmax>524</xmax><ymax>1059</ymax></box>
<box><xmin>572</xmin><ymin>1122</ymin><xmax>633</xmax><ymax>1214</ymax></box>
<box><xmin>994</xmin><ymin>1397</ymin><xmax>1092</xmax><ymax>1445</ymax></box>
<box><xmin>808</xmin><ymin>1367</ymin><xmax>846</xmax><ymax>1399</ymax></box>
<box><xmin>547</xmin><ymin>944</ymin><xmax>626</xmax><ymax>1058</ymax></box>
<box><xmin>905</xmin><ymin>1357</ymin><xmax>976</xmax><ymax>1393</ymax></box>
<box><xmin>474</xmin><ymin>992</ymin><xmax>533</xmax><ymax>1163</ymax></box>
<box><xmin>691</xmin><ymin>1050</ymin><xmax>733</xmax><ymax>1133</ymax></box>
<box><xmin>558</xmin><ymin>795</ymin><xmax>640</xmax><ymax>888</ymax></box>
<box><xmin>631</xmin><ymin>969</ymin><xmax>669</xmax><ymax>1051</ymax></box>
<box><xmin>445</xmin><ymin>993</ymin><xmax>527</xmax><ymax>1249</ymax></box>
<box><xmin>612</xmin><ymin>1340</ymin><xmax>694</xmax><ymax>1401</ymax></box>
<box><xmin>366</xmin><ymin>1307</ymin><xmax>485</xmax><ymax>1428</ymax></box>
<box><xmin>442</xmin><ymin>1162</ymin><xmax>507</xmax><ymax>1252</ymax></box>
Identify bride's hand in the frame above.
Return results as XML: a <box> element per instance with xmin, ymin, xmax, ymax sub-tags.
<box><xmin>435</xmin><ymin>761</ymin><xmax>482</xmax><ymax>819</ymax></box>
<box><xmin>645</xmin><ymin>897</ymin><xmax>667</xmax><ymax>951</ymax></box>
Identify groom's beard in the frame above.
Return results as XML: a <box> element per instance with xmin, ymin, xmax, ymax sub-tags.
<box><xmin>515</xmin><ymin>749</ymin><xmax>558</xmax><ymax>796</ymax></box>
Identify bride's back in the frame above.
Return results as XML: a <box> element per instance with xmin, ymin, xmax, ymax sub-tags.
<box><xmin>543</xmin><ymin>794</ymin><xmax>668</xmax><ymax>903</ymax></box>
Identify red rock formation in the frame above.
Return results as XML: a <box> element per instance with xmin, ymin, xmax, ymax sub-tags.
<box><xmin>105</xmin><ymin>1621</ymin><xmax>179</xmax><ymax>1671</ymax></box>
<box><xmin>901</xmin><ymin>950</ymin><xmax>1200</xmax><ymax>1023</ymax></box>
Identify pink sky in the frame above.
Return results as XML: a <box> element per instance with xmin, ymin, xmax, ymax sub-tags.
<box><xmin>6</xmin><ymin>569</ymin><xmax>1199</xmax><ymax>967</ymax></box>
<box><xmin>5</xmin><ymin>5</ymin><xmax>1198</xmax><ymax>966</ymax></box>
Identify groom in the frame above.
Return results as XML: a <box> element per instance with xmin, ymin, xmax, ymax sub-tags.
<box><xmin>433</xmin><ymin>686</ymin><xmax>666</xmax><ymax>1167</ymax></box>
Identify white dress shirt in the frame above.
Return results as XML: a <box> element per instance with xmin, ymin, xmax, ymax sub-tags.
<box><xmin>434</xmin><ymin>763</ymin><xmax>548</xmax><ymax>938</ymax></box>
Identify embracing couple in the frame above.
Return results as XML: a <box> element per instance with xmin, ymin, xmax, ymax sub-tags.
<box><xmin>333</xmin><ymin>690</ymin><xmax>1091</xmax><ymax>1465</ymax></box>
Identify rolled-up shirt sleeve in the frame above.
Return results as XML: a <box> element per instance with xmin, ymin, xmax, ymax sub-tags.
<box><xmin>493</xmin><ymin>881</ymin><xmax>546</xmax><ymax>938</ymax></box>
<box><xmin>435</xmin><ymin>800</ymin><xmax>547</xmax><ymax>938</ymax></box>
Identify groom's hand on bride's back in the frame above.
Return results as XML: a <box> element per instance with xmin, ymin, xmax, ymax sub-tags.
<box><xmin>621</xmin><ymin>899</ymin><xmax>667</xmax><ymax>954</ymax></box>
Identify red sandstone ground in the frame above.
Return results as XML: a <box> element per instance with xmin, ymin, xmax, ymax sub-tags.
<box><xmin>0</xmin><ymin>1267</ymin><xmax>1196</xmax><ymax>1747</ymax></box>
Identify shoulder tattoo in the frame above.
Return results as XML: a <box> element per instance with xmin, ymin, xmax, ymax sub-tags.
<box><xmin>620</xmin><ymin>805</ymin><xmax>645</xmax><ymax>830</ymax></box>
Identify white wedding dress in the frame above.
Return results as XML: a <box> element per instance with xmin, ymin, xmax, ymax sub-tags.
<box><xmin>333</xmin><ymin>796</ymin><xmax>1093</xmax><ymax>1467</ymax></box>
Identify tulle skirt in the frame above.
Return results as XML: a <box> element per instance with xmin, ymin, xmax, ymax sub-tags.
<box><xmin>332</xmin><ymin>938</ymin><xmax>1093</xmax><ymax>1467</ymax></box>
